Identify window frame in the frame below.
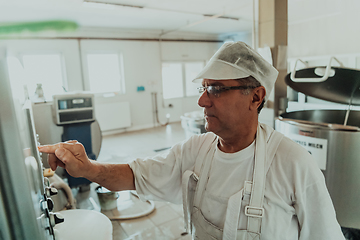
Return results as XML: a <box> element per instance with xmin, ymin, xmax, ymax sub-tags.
<box><xmin>83</xmin><ymin>50</ymin><xmax>126</xmax><ymax>96</ymax></box>
<box><xmin>161</xmin><ymin>60</ymin><xmax>205</xmax><ymax>100</ymax></box>
<box><xmin>18</xmin><ymin>51</ymin><xmax>69</xmax><ymax>99</ymax></box>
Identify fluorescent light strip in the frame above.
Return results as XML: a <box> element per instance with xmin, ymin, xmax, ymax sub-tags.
<box><xmin>83</xmin><ymin>0</ymin><xmax>143</xmax><ymax>9</ymax></box>
<box><xmin>203</xmin><ymin>14</ymin><xmax>239</xmax><ymax>21</ymax></box>
<box><xmin>83</xmin><ymin>0</ymin><xmax>242</xmax><ymax>23</ymax></box>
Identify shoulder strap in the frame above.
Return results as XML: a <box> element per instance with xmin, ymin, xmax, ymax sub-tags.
<box><xmin>182</xmin><ymin>133</ymin><xmax>217</xmax><ymax>234</ymax></box>
<box><xmin>193</xmin><ymin>134</ymin><xmax>217</xmax><ymax>209</ymax></box>
<box><xmin>194</xmin><ymin>133</ymin><xmax>217</xmax><ymax>176</ymax></box>
<box><xmin>246</xmin><ymin>126</ymin><xmax>284</xmax><ymax>235</ymax></box>
<box><xmin>265</xmin><ymin>130</ymin><xmax>284</xmax><ymax>173</ymax></box>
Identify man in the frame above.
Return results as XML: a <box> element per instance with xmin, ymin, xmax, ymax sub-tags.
<box><xmin>39</xmin><ymin>41</ymin><xmax>345</xmax><ymax>240</ymax></box>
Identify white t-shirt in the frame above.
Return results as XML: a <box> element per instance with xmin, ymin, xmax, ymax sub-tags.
<box><xmin>203</xmin><ymin>140</ymin><xmax>255</xmax><ymax>229</ymax></box>
<box><xmin>129</xmin><ymin>126</ymin><xmax>345</xmax><ymax>240</ymax></box>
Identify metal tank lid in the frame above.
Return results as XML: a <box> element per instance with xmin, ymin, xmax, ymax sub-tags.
<box><xmin>285</xmin><ymin>63</ymin><xmax>360</xmax><ymax>105</ymax></box>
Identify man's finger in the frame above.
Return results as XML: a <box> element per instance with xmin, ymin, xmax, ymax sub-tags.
<box><xmin>55</xmin><ymin>148</ymin><xmax>67</xmax><ymax>160</ymax></box>
<box><xmin>38</xmin><ymin>143</ymin><xmax>63</xmax><ymax>154</ymax></box>
<box><xmin>38</xmin><ymin>142</ymin><xmax>80</xmax><ymax>154</ymax></box>
<box><xmin>55</xmin><ymin>147</ymin><xmax>82</xmax><ymax>165</ymax></box>
<box><xmin>48</xmin><ymin>153</ymin><xmax>57</xmax><ymax>171</ymax></box>
<box><xmin>48</xmin><ymin>153</ymin><xmax>65</xmax><ymax>171</ymax></box>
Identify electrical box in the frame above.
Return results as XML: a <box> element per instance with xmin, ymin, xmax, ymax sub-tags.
<box><xmin>52</xmin><ymin>93</ymin><xmax>95</xmax><ymax>125</ymax></box>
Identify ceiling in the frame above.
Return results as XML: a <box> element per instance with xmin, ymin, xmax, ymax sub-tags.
<box><xmin>0</xmin><ymin>0</ymin><xmax>344</xmax><ymax>39</ymax></box>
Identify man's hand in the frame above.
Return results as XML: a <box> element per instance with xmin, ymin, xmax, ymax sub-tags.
<box><xmin>38</xmin><ymin>140</ymin><xmax>92</xmax><ymax>179</ymax></box>
<box><xmin>39</xmin><ymin>140</ymin><xmax>136</xmax><ymax>191</ymax></box>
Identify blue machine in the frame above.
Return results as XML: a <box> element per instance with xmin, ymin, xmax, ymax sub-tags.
<box><xmin>53</xmin><ymin>93</ymin><xmax>97</xmax><ymax>189</ymax></box>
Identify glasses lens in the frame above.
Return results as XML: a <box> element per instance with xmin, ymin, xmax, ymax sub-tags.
<box><xmin>197</xmin><ymin>86</ymin><xmax>225</xmax><ymax>97</ymax></box>
<box><xmin>208</xmin><ymin>86</ymin><xmax>222</xmax><ymax>97</ymax></box>
<box><xmin>198</xmin><ymin>87</ymin><xmax>205</xmax><ymax>94</ymax></box>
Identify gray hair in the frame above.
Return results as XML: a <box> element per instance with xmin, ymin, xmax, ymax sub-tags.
<box><xmin>235</xmin><ymin>76</ymin><xmax>264</xmax><ymax>114</ymax></box>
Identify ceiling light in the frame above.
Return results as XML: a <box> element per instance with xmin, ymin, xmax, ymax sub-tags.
<box><xmin>83</xmin><ymin>0</ymin><xmax>143</xmax><ymax>9</ymax></box>
<box><xmin>203</xmin><ymin>14</ymin><xmax>239</xmax><ymax>21</ymax></box>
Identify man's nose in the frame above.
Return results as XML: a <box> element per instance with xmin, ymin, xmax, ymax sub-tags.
<box><xmin>198</xmin><ymin>90</ymin><xmax>211</xmax><ymax>108</ymax></box>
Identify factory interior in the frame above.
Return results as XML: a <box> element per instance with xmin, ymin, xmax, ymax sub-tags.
<box><xmin>1</xmin><ymin>0</ymin><xmax>360</xmax><ymax>239</ymax></box>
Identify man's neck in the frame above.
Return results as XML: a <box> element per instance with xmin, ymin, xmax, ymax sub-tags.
<box><xmin>217</xmin><ymin>124</ymin><xmax>258</xmax><ymax>153</ymax></box>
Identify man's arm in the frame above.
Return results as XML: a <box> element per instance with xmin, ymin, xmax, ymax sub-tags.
<box><xmin>38</xmin><ymin>140</ymin><xmax>135</xmax><ymax>191</ymax></box>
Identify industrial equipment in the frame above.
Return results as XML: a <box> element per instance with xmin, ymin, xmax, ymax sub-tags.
<box><xmin>181</xmin><ymin>110</ymin><xmax>206</xmax><ymax>139</ymax></box>
<box><xmin>0</xmin><ymin>50</ymin><xmax>112</xmax><ymax>240</ymax></box>
<box><xmin>52</xmin><ymin>93</ymin><xmax>95</xmax><ymax>125</ymax></box>
<box><xmin>52</xmin><ymin>93</ymin><xmax>98</xmax><ymax>189</ymax></box>
<box><xmin>0</xmin><ymin>49</ymin><xmax>61</xmax><ymax>240</ymax></box>
<box><xmin>275</xmin><ymin>59</ymin><xmax>360</xmax><ymax>236</ymax></box>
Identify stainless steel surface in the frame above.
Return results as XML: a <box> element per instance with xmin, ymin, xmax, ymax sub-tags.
<box><xmin>0</xmin><ymin>50</ymin><xmax>50</xmax><ymax>240</ymax></box>
<box><xmin>181</xmin><ymin>111</ymin><xmax>206</xmax><ymax>139</ymax></box>
<box><xmin>285</xmin><ymin>67</ymin><xmax>360</xmax><ymax>105</ymax></box>
<box><xmin>96</xmin><ymin>186</ymin><xmax>119</xmax><ymax>210</ymax></box>
<box><xmin>276</xmin><ymin>110</ymin><xmax>360</xmax><ymax>229</ymax></box>
<box><xmin>277</xmin><ymin>109</ymin><xmax>360</xmax><ymax>128</ymax></box>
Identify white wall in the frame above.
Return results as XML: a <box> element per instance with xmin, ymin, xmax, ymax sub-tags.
<box><xmin>286</xmin><ymin>1</ymin><xmax>360</xmax><ymax>111</ymax></box>
<box><xmin>80</xmin><ymin>40</ymin><xmax>219</xmax><ymax>132</ymax></box>
<box><xmin>80</xmin><ymin>40</ymin><xmax>164</xmax><ymax>131</ymax></box>
<box><xmin>1</xmin><ymin>39</ymin><xmax>219</xmax><ymax>134</ymax></box>
<box><xmin>288</xmin><ymin>1</ymin><xmax>360</xmax><ymax>58</ymax></box>
<box><xmin>159</xmin><ymin>41</ymin><xmax>221</xmax><ymax>123</ymax></box>
<box><xmin>0</xmin><ymin>39</ymin><xmax>83</xmax><ymax>91</ymax></box>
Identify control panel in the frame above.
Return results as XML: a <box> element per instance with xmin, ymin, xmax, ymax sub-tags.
<box><xmin>0</xmin><ymin>50</ymin><xmax>65</xmax><ymax>240</ymax></box>
<box><xmin>52</xmin><ymin>93</ymin><xmax>95</xmax><ymax>125</ymax></box>
<box><xmin>25</xmin><ymin>104</ymin><xmax>65</xmax><ymax>239</ymax></box>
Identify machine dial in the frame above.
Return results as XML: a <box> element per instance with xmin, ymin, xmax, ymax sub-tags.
<box><xmin>49</xmin><ymin>212</ymin><xmax>64</xmax><ymax>227</ymax></box>
<box><xmin>45</xmin><ymin>186</ymin><xmax>58</xmax><ymax>197</ymax></box>
<box><xmin>46</xmin><ymin>198</ymin><xmax>54</xmax><ymax>212</ymax></box>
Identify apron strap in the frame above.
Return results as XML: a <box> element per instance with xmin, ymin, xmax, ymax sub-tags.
<box><xmin>182</xmin><ymin>133</ymin><xmax>217</xmax><ymax>234</ymax></box>
<box><xmin>265</xmin><ymin>130</ymin><xmax>284</xmax><ymax>173</ymax></box>
<box><xmin>182</xmin><ymin>170</ymin><xmax>199</xmax><ymax>233</ymax></box>
<box><xmin>194</xmin><ymin>134</ymin><xmax>217</xmax><ymax>175</ymax></box>
<box><xmin>223</xmin><ymin>189</ymin><xmax>244</xmax><ymax>240</ymax></box>
<box><xmin>193</xmin><ymin>135</ymin><xmax>217</xmax><ymax>208</ymax></box>
<box><xmin>247</xmin><ymin>125</ymin><xmax>284</xmax><ymax>234</ymax></box>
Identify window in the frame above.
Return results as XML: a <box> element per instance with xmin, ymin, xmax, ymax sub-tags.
<box><xmin>86</xmin><ymin>53</ymin><xmax>125</xmax><ymax>94</ymax></box>
<box><xmin>185</xmin><ymin>62</ymin><xmax>205</xmax><ymax>97</ymax></box>
<box><xmin>162</xmin><ymin>61</ymin><xmax>204</xmax><ymax>99</ymax></box>
<box><xmin>7</xmin><ymin>57</ymin><xmax>27</xmax><ymax>103</ymax></box>
<box><xmin>161</xmin><ymin>63</ymin><xmax>183</xmax><ymax>99</ymax></box>
<box><xmin>7</xmin><ymin>54</ymin><xmax>67</xmax><ymax>101</ymax></box>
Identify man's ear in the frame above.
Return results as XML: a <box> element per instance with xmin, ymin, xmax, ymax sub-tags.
<box><xmin>250</xmin><ymin>86</ymin><xmax>266</xmax><ymax>111</ymax></box>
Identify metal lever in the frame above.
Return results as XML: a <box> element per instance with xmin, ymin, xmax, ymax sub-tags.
<box><xmin>47</xmin><ymin>198</ymin><xmax>54</xmax><ymax>212</ymax></box>
<box><xmin>290</xmin><ymin>57</ymin><xmax>343</xmax><ymax>82</ymax></box>
<box><xmin>45</xmin><ymin>186</ymin><xmax>58</xmax><ymax>197</ymax></box>
<box><xmin>49</xmin><ymin>212</ymin><xmax>64</xmax><ymax>227</ymax></box>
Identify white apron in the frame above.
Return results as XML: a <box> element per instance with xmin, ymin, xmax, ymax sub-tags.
<box><xmin>182</xmin><ymin>124</ymin><xmax>284</xmax><ymax>240</ymax></box>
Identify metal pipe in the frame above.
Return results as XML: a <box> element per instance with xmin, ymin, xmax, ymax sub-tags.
<box><xmin>151</xmin><ymin>92</ymin><xmax>169</xmax><ymax>127</ymax></box>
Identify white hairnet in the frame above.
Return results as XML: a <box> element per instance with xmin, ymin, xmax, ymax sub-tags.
<box><xmin>193</xmin><ymin>41</ymin><xmax>279</xmax><ymax>101</ymax></box>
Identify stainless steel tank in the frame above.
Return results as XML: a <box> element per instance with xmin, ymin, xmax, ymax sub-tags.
<box><xmin>275</xmin><ymin>63</ymin><xmax>360</xmax><ymax>229</ymax></box>
<box><xmin>276</xmin><ymin>110</ymin><xmax>360</xmax><ymax>229</ymax></box>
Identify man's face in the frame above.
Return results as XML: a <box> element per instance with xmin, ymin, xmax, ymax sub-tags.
<box><xmin>197</xmin><ymin>79</ymin><xmax>254</xmax><ymax>137</ymax></box>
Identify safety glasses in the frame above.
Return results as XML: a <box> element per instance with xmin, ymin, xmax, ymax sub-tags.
<box><xmin>197</xmin><ymin>85</ymin><xmax>256</xmax><ymax>98</ymax></box>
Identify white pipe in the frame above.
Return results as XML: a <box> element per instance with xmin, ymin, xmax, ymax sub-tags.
<box><xmin>50</xmin><ymin>174</ymin><xmax>76</xmax><ymax>210</ymax></box>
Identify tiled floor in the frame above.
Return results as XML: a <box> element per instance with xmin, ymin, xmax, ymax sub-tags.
<box><xmin>77</xmin><ymin>122</ymin><xmax>191</xmax><ymax>240</ymax></box>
